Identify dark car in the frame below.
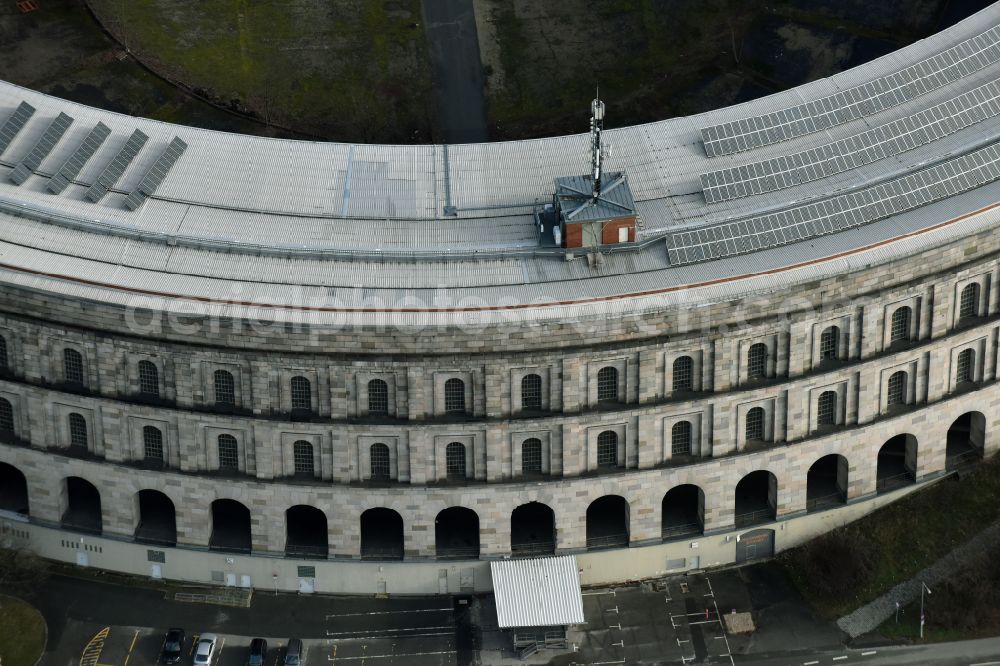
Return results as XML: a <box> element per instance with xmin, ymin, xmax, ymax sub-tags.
<box><xmin>160</xmin><ymin>628</ymin><xmax>185</xmax><ymax>664</ymax></box>
<box><xmin>283</xmin><ymin>638</ymin><xmax>303</xmax><ymax>666</ymax></box>
<box><xmin>247</xmin><ymin>638</ymin><xmax>267</xmax><ymax>666</ymax></box>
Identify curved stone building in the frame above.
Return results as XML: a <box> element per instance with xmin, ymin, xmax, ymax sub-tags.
<box><xmin>0</xmin><ymin>7</ymin><xmax>999</xmax><ymax>594</ymax></box>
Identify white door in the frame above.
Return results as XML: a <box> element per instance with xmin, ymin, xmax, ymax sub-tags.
<box><xmin>150</xmin><ymin>564</ymin><xmax>162</xmax><ymax>579</ymax></box>
<box><xmin>225</xmin><ymin>573</ymin><xmax>237</xmax><ymax>587</ymax></box>
<box><xmin>438</xmin><ymin>570</ymin><xmax>448</xmax><ymax>594</ymax></box>
<box><xmin>688</xmin><ymin>556</ymin><xmax>700</xmax><ymax>571</ymax></box>
<box><xmin>240</xmin><ymin>574</ymin><xmax>252</xmax><ymax>588</ymax></box>
<box><xmin>298</xmin><ymin>577</ymin><xmax>315</xmax><ymax>594</ymax></box>
<box><xmin>76</xmin><ymin>551</ymin><xmax>89</xmax><ymax>567</ymax></box>
<box><xmin>618</xmin><ymin>227</ymin><xmax>628</xmax><ymax>243</ymax></box>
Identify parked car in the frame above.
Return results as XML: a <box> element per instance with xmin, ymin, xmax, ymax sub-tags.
<box><xmin>247</xmin><ymin>638</ymin><xmax>267</xmax><ymax>666</ymax></box>
<box><xmin>160</xmin><ymin>628</ymin><xmax>185</xmax><ymax>664</ymax></box>
<box><xmin>193</xmin><ymin>634</ymin><xmax>219</xmax><ymax>665</ymax></box>
<box><xmin>283</xmin><ymin>638</ymin><xmax>303</xmax><ymax>666</ymax></box>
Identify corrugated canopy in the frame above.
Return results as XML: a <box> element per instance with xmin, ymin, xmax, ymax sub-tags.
<box><xmin>490</xmin><ymin>556</ymin><xmax>584</xmax><ymax>629</ymax></box>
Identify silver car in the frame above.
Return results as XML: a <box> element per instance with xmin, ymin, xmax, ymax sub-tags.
<box><xmin>193</xmin><ymin>634</ymin><xmax>218</xmax><ymax>665</ymax></box>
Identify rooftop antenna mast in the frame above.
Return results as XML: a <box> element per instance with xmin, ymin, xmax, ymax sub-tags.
<box><xmin>590</xmin><ymin>89</ymin><xmax>605</xmax><ymax>201</ymax></box>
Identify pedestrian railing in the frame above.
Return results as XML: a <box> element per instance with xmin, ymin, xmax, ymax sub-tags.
<box><xmin>806</xmin><ymin>491</ymin><xmax>846</xmax><ymax>512</ymax></box>
<box><xmin>435</xmin><ymin>545</ymin><xmax>480</xmax><ymax>560</ymax></box>
<box><xmin>946</xmin><ymin>449</ymin><xmax>981</xmax><ymax>471</ymax></box>
<box><xmin>284</xmin><ymin>543</ymin><xmax>329</xmax><ymax>559</ymax></box>
<box><xmin>360</xmin><ymin>546</ymin><xmax>404</xmax><ymax>561</ymax></box>
<box><xmin>661</xmin><ymin>522</ymin><xmax>702</xmax><ymax>540</ymax></box>
<box><xmin>876</xmin><ymin>470</ymin><xmax>915</xmax><ymax>493</ymax></box>
<box><xmin>586</xmin><ymin>532</ymin><xmax>629</xmax><ymax>550</ymax></box>
<box><xmin>734</xmin><ymin>508</ymin><xmax>774</xmax><ymax>528</ymax></box>
<box><xmin>510</xmin><ymin>540</ymin><xmax>556</xmax><ymax>557</ymax></box>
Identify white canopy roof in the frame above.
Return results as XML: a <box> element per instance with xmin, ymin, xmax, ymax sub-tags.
<box><xmin>490</xmin><ymin>555</ymin><xmax>585</xmax><ymax>629</ymax></box>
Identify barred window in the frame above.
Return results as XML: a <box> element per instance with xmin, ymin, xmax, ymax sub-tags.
<box><xmin>521</xmin><ymin>374</ymin><xmax>542</xmax><ymax>410</ymax></box>
<box><xmin>597</xmin><ymin>430</ymin><xmax>618</xmax><ymax>467</ymax></box>
<box><xmin>746</xmin><ymin>407</ymin><xmax>765</xmax><ymax>442</ymax></box>
<box><xmin>817</xmin><ymin>391</ymin><xmax>837</xmax><ymax>426</ymax></box>
<box><xmin>890</xmin><ymin>306</ymin><xmax>912</xmax><ymax>343</ymax></box>
<box><xmin>367</xmin><ymin>379</ymin><xmax>389</xmax><ymax>415</ymax></box>
<box><xmin>522</xmin><ymin>438</ymin><xmax>543</xmax><ymax>474</ymax></box>
<box><xmin>218</xmin><ymin>434</ymin><xmax>239</xmax><ymax>470</ymax></box>
<box><xmin>370</xmin><ymin>443</ymin><xmax>391</xmax><ymax>480</ymax></box>
<box><xmin>143</xmin><ymin>425</ymin><xmax>164</xmax><ymax>461</ymax></box>
<box><xmin>887</xmin><ymin>371</ymin><xmax>907</xmax><ymax>406</ymax></box>
<box><xmin>671</xmin><ymin>421</ymin><xmax>692</xmax><ymax>456</ymax></box>
<box><xmin>69</xmin><ymin>412</ymin><xmax>88</xmax><ymax>448</ymax></box>
<box><xmin>444</xmin><ymin>378</ymin><xmax>465</xmax><ymax>414</ymax></box>
<box><xmin>672</xmin><ymin>356</ymin><xmax>693</xmax><ymax>392</ymax></box>
<box><xmin>64</xmin><ymin>348</ymin><xmax>83</xmax><ymax>385</ymax></box>
<box><xmin>138</xmin><ymin>360</ymin><xmax>159</xmax><ymax>396</ymax></box>
<box><xmin>0</xmin><ymin>398</ymin><xmax>12</xmax><ymax>433</ymax></box>
<box><xmin>957</xmin><ymin>348</ymin><xmax>975</xmax><ymax>384</ymax></box>
<box><xmin>597</xmin><ymin>366</ymin><xmax>618</xmax><ymax>402</ymax></box>
<box><xmin>293</xmin><ymin>440</ymin><xmax>314</xmax><ymax>475</ymax></box>
<box><xmin>820</xmin><ymin>326</ymin><xmax>839</xmax><ymax>361</ymax></box>
<box><xmin>290</xmin><ymin>376</ymin><xmax>311</xmax><ymax>411</ymax></box>
<box><xmin>747</xmin><ymin>343</ymin><xmax>768</xmax><ymax>380</ymax></box>
<box><xmin>960</xmin><ymin>283</ymin><xmax>980</xmax><ymax>319</ymax></box>
<box><xmin>445</xmin><ymin>442</ymin><xmax>466</xmax><ymax>479</ymax></box>
<box><xmin>214</xmin><ymin>370</ymin><xmax>235</xmax><ymax>405</ymax></box>
<box><xmin>0</xmin><ymin>335</ymin><xmax>8</xmax><ymax>370</ymax></box>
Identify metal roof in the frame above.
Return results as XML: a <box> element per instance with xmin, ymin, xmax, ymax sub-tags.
<box><xmin>490</xmin><ymin>556</ymin><xmax>584</xmax><ymax>629</ymax></box>
<box><xmin>555</xmin><ymin>172</ymin><xmax>637</xmax><ymax>223</ymax></box>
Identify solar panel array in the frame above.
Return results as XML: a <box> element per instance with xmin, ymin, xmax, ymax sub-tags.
<box><xmin>47</xmin><ymin>122</ymin><xmax>111</xmax><ymax>195</ymax></box>
<box><xmin>0</xmin><ymin>101</ymin><xmax>36</xmax><ymax>158</ymax></box>
<box><xmin>123</xmin><ymin>137</ymin><xmax>188</xmax><ymax>210</ymax></box>
<box><xmin>8</xmin><ymin>112</ymin><xmax>74</xmax><ymax>186</ymax></box>
<box><xmin>700</xmin><ymin>24</ymin><xmax>1000</xmax><ymax>157</ymax></box>
<box><xmin>668</xmin><ymin>140</ymin><xmax>1000</xmax><ymax>266</ymax></box>
<box><xmin>84</xmin><ymin>129</ymin><xmax>148</xmax><ymax>203</ymax></box>
<box><xmin>700</xmin><ymin>78</ymin><xmax>1000</xmax><ymax>203</ymax></box>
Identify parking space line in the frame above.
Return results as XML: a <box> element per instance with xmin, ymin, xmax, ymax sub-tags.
<box><xmin>122</xmin><ymin>629</ymin><xmax>139</xmax><ymax>666</ymax></box>
<box><xmin>326</xmin><ymin>625</ymin><xmax>454</xmax><ymax>637</ymax></box>
<box><xmin>582</xmin><ymin>590</ymin><xmax>616</xmax><ymax>596</ymax></box>
<box><xmin>324</xmin><ymin>608</ymin><xmax>451</xmax><ymax>618</ymax></box>
<box><xmin>861</xmin><ymin>651</ymin><xmax>877</xmax><ymax>656</ymax></box>
<box><xmin>803</xmin><ymin>661</ymin><xmax>819</xmax><ymax>665</ymax></box>
<box><xmin>326</xmin><ymin>649</ymin><xmax>455</xmax><ymax>661</ymax></box>
<box><xmin>833</xmin><ymin>657</ymin><xmax>848</xmax><ymax>662</ymax></box>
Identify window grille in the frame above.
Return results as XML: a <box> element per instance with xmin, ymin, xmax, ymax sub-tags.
<box><xmin>957</xmin><ymin>348</ymin><xmax>975</xmax><ymax>384</ymax></box>
<box><xmin>64</xmin><ymin>348</ymin><xmax>83</xmax><ymax>384</ymax></box>
<box><xmin>370</xmin><ymin>443</ymin><xmax>391</xmax><ymax>480</ymax></box>
<box><xmin>138</xmin><ymin>360</ymin><xmax>159</xmax><ymax>396</ymax></box>
<box><xmin>597</xmin><ymin>366</ymin><xmax>618</xmax><ymax>402</ymax></box>
<box><xmin>820</xmin><ymin>327</ymin><xmax>839</xmax><ymax>361</ymax></box>
<box><xmin>817</xmin><ymin>391</ymin><xmax>837</xmax><ymax>425</ymax></box>
<box><xmin>522</xmin><ymin>438</ymin><xmax>543</xmax><ymax>473</ymax></box>
<box><xmin>746</xmin><ymin>407</ymin><xmax>765</xmax><ymax>441</ymax></box>
<box><xmin>671</xmin><ymin>421</ymin><xmax>692</xmax><ymax>456</ymax></box>
<box><xmin>890</xmin><ymin>307</ymin><xmax>912</xmax><ymax>343</ymax></box>
<box><xmin>672</xmin><ymin>356</ymin><xmax>693</xmax><ymax>392</ymax></box>
<box><xmin>218</xmin><ymin>434</ymin><xmax>239</xmax><ymax>470</ymax></box>
<box><xmin>747</xmin><ymin>343</ymin><xmax>768</xmax><ymax>380</ymax></box>
<box><xmin>597</xmin><ymin>430</ymin><xmax>618</xmax><ymax>467</ymax></box>
<box><xmin>69</xmin><ymin>412</ymin><xmax>88</xmax><ymax>448</ymax></box>
<box><xmin>0</xmin><ymin>336</ymin><xmax>9</xmax><ymax>369</ymax></box>
<box><xmin>521</xmin><ymin>374</ymin><xmax>542</xmax><ymax>410</ymax></box>
<box><xmin>143</xmin><ymin>426</ymin><xmax>164</xmax><ymax>461</ymax></box>
<box><xmin>960</xmin><ymin>283</ymin><xmax>980</xmax><ymax>319</ymax></box>
<box><xmin>367</xmin><ymin>379</ymin><xmax>389</xmax><ymax>415</ymax></box>
<box><xmin>0</xmin><ymin>398</ymin><xmax>12</xmax><ymax>433</ymax></box>
<box><xmin>444</xmin><ymin>378</ymin><xmax>465</xmax><ymax>414</ymax></box>
<box><xmin>214</xmin><ymin>370</ymin><xmax>235</xmax><ymax>405</ymax></box>
<box><xmin>446</xmin><ymin>442</ymin><xmax>466</xmax><ymax>479</ymax></box>
<box><xmin>293</xmin><ymin>440</ymin><xmax>314</xmax><ymax>475</ymax></box>
<box><xmin>290</xmin><ymin>376</ymin><xmax>311</xmax><ymax>411</ymax></box>
<box><xmin>887</xmin><ymin>371</ymin><xmax>907</xmax><ymax>405</ymax></box>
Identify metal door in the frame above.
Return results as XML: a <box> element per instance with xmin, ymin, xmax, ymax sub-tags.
<box><xmin>298</xmin><ymin>577</ymin><xmax>315</xmax><ymax>594</ymax></box>
<box><xmin>75</xmin><ymin>551</ymin><xmax>88</xmax><ymax>567</ymax></box>
<box><xmin>438</xmin><ymin>569</ymin><xmax>448</xmax><ymax>594</ymax></box>
<box><xmin>460</xmin><ymin>567</ymin><xmax>474</xmax><ymax>592</ymax></box>
<box><xmin>377</xmin><ymin>580</ymin><xmax>387</xmax><ymax>595</ymax></box>
<box><xmin>225</xmin><ymin>572</ymin><xmax>237</xmax><ymax>587</ymax></box>
<box><xmin>736</xmin><ymin>529</ymin><xmax>775</xmax><ymax>563</ymax></box>
<box><xmin>150</xmin><ymin>564</ymin><xmax>162</xmax><ymax>579</ymax></box>
<box><xmin>240</xmin><ymin>574</ymin><xmax>252</xmax><ymax>588</ymax></box>
<box><xmin>688</xmin><ymin>555</ymin><xmax>700</xmax><ymax>570</ymax></box>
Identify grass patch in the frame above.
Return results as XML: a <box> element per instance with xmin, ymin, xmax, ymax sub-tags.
<box><xmin>0</xmin><ymin>595</ymin><xmax>45</xmax><ymax>666</ymax></box>
<box><xmin>780</xmin><ymin>456</ymin><xmax>1000</xmax><ymax>619</ymax></box>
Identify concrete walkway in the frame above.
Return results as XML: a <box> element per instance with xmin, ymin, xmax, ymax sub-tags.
<box><xmin>422</xmin><ymin>0</ymin><xmax>489</xmax><ymax>143</ymax></box>
<box><xmin>837</xmin><ymin>517</ymin><xmax>1000</xmax><ymax>637</ymax></box>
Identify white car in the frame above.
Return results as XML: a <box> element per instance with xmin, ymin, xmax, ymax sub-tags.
<box><xmin>193</xmin><ymin>634</ymin><xmax>218</xmax><ymax>665</ymax></box>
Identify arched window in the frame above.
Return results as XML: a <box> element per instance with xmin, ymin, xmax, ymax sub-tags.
<box><xmin>370</xmin><ymin>443</ymin><xmax>391</xmax><ymax>481</ymax></box>
<box><xmin>63</xmin><ymin>348</ymin><xmax>83</xmax><ymax>385</ymax></box>
<box><xmin>143</xmin><ymin>425</ymin><xmax>163</xmax><ymax>461</ymax></box>
<box><xmin>521</xmin><ymin>374</ymin><xmax>542</xmax><ymax>410</ymax></box>
<box><xmin>293</xmin><ymin>440</ymin><xmax>314</xmax><ymax>475</ymax></box>
<box><xmin>890</xmin><ymin>306</ymin><xmax>912</xmax><ymax>344</ymax></box>
<box><xmin>367</xmin><ymin>379</ymin><xmax>388</xmax><ymax>415</ymax></box>
<box><xmin>597</xmin><ymin>366</ymin><xmax>618</xmax><ymax>402</ymax></box>
<box><xmin>446</xmin><ymin>442</ymin><xmax>466</xmax><ymax>479</ymax></box>
<box><xmin>0</xmin><ymin>335</ymin><xmax>9</xmax><ymax>370</ymax></box>
<box><xmin>820</xmin><ymin>326</ymin><xmax>839</xmax><ymax>361</ymax></box>
<box><xmin>817</xmin><ymin>391</ymin><xmax>837</xmax><ymax>426</ymax></box>
<box><xmin>522</xmin><ymin>438</ymin><xmax>542</xmax><ymax>474</ymax></box>
<box><xmin>597</xmin><ymin>430</ymin><xmax>618</xmax><ymax>467</ymax></box>
<box><xmin>671</xmin><ymin>421</ymin><xmax>692</xmax><ymax>456</ymax></box>
<box><xmin>0</xmin><ymin>397</ymin><xmax>12</xmax><ymax>434</ymax></box>
<box><xmin>137</xmin><ymin>360</ymin><xmax>159</xmax><ymax>396</ymax></box>
<box><xmin>69</xmin><ymin>413</ymin><xmax>88</xmax><ymax>448</ymax></box>
<box><xmin>444</xmin><ymin>378</ymin><xmax>465</xmax><ymax>414</ymax></box>
<box><xmin>957</xmin><ymin>348</ymin><xmax>975</xmax><ymax>384</ymax></box>
<box><xmin>214</xmin><ymin>370</ymin><xmax>235</xmax><ymax>405</ymax></box>
<box><xmin>218</xmin><ymin>434</ymin><xmax>239</xmax><ymax>470</ymax></box>
<box><xmin>672</xmin><ymin>356</ymin><xmax>693</xmax><ymax>392</ymax></box>
<box><xmin>747</xmin><ymin>343</ymin><xmax>768</xmax><ymax>380</ymax></box>
<box><xmin>960</xmin><ymin>283</ymin><xmax>980</xmax><ymax>320</ymax></box>
<box><xmin>290</xmin><ymin>376</ymin><xmax>311</xmax><ymax>411</ymax></box>
<box><xmin>746</xmin><ymin>407</ymin><xmax>765</xmax><ymax>442</ymax></box>
<box><xmin>887</xmin><ymin>371</ymin><xmax>907</xmax><ymax>406</ymax></box>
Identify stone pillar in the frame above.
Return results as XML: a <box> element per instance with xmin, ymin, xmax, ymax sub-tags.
<box><xmin>856</xmin><ymin>365</ymin><xmax>880</xmax><ymax>425</ymax></box>
<box><xmin>629</xmin><ymin>494</ymin><xmax>658</xmax><ymax>544</ymax></box>
<box><xmin>555</xmin><ymin>499</ymin><xmax>585</xmax><ymax>551</ymax></box>
<box><xmin>787</xmin><ymin>321</ymin><xmax>810</xmax><ymax>376</ymax></box>
<box><xmin>406</xmin><ymin>367</ymin><xmax>427</xmax><ymax>420</ymax></box>
<box><xmin>776</xmin><ymin>330</ymin><xmax>790</xmax><ymax>379</ymax></box>
<box><xmin>784</xmin><ymin>386</ymin><xmax>808</xmax><ymax>442</ymax></box>
<box><xmin>408</xmin><ymin>430</ymin><xmax>430</xmax><ymax>484</ymax></box>
<box><xmin>637</xmin><ymin>349</ymin><xmax>658</xmax><ymax>404</ymax></box>
<box><xmin>860</xmin><ymin>302</ymin><xmax>880</xmax><ymax>358</ymax></box>
<box><xmin>712</xmin><ymin>338</ymin><xmax>733</xmax><ymax>392</ymax></box>
<box><xmin>485</xmin><ymin>426</ymin><xmax>504</xmax><ymax>481</ymax></box>
<box><xmin>924</xmin><ymin>348</ymin><xmax>947</xmax><ymax>403</ymax></box>
<box><xmin>176</xmin><ymin>500</ymin><xmax>210</xmax><ymax>547</ymax></box>
<box><xmin>178</xmin><ymin>418</ymin><xmax>201</xmax><ymax>472</ymax></box>
<box><xmin>636</xmin><ymin>413</ymin><xmax>658</xmax><ymax>469</ymax></box>
<box><xmin>929</xmin><ymin>284</ymin><xmax>949</xmax><ymax>339</ymax></box>
<box><xmin>560</xmin><ymin>423</ymin><xmax>583</xmax><ymax>477</ymax></box>
<box><xmin>407</xmin><ymin>506</ymin><xmax>435</xmax><ymax>557</ymax></box>
<box><xmin>561</xmin><ymin>358</ymin><xmax>581</xmax><ymax>413</ymax></box>
<box><xmin>253</xmin><ymin>497</ymin><xmax>277</xmax><ymax>553</ymax></box>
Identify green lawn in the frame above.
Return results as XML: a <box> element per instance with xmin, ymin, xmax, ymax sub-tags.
<box><xmin>780</xmin><ymin>456</ymin><xmax>1000</xmax><ymax>619</ymax></box>
<box><xmin>0</xmin><ymin>595</ymin><xmax>45</xmax><ymax>666</ymax></box>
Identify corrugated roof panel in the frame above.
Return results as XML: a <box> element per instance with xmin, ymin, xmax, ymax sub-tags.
<box><xmin>490</xmin><ymin>556</ymin><xmax>584</xmax><ymax>629</ymax></box>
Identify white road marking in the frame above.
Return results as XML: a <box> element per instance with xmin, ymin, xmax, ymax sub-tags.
<box><xmin>582</xmin><ymin>590</ymin><xmax>617</xmax><ymax>596</ymax></box>
<box><xmin>803</xmin><ymin>661</ymin><xmax>819</xmax><ymax>665</ymax></box>
<box><xmin>324</xmin><ymin>608</ymin><xmax>451</xmax><ymax>618</ymax></box>
<box><xmin>833</xmin><ymin>657</ymin><xmax>848</xmax><ymax>662</ymax></box>
<box><xmin>861</xmin><ymin>651</ymin><xmax>877</xmax><ymax>656</ymax></box>
<box><xmin>328</xmin><ymin>649</ymin><xmax>455</xmax><ymax>661</ymax></box>
<box><xmin>969</xmin><ymin>663</ymin><xmax>1000</xmax><ymax>666</ymax></box>
<box><xmin>325</xmin><ymin>625</ymin><xmax>453</xmax><ymax>637</ymax></box>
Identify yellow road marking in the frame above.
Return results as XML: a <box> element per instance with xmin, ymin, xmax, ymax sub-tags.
<box><xmin>80</xmin><ymin>627</ymin><xmax>110</xmax><ymax>666</ymax></box>
<box><xmin>128</xmin><ymin>630</ymin><xmax>139</xmax><ymax>653</ymax></box>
